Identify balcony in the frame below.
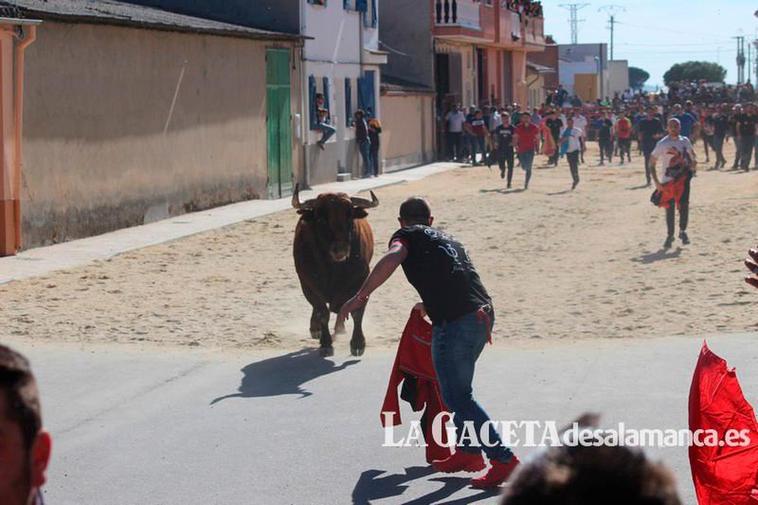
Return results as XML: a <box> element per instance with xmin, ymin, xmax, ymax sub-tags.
<box><xmin>434</xmin><ymin>0</ymin><xmax>481</xmax><ymax>30</ymax></box>
<box><xmin>496</xmin><ymin>7</ymin><xmax>522</xmax><ymax>48</ymax></box>
<box><xmin>524</xmin><ymin>15</ymin><xmax>545</xmax><ymax>48</ymax></box>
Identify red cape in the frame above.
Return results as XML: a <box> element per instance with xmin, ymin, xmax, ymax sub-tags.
<box><xmin>689</xmin><ymin>342</ymin><xmax>758</xmax><ymax>504</ymax></box>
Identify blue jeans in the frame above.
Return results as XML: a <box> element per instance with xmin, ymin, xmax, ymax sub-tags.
<box><xmin>432</xmin><ymin>309</ymin><xmax>513</xmax><ymax>463</ymax></box>
<box><xmin>517</xmin><ymin>151</ymin><xmax>534</xmax><ymax>187</ymax></box>
<box><xmin>317</xmin><ymin>123</ymin><xmax>336</xmax><ymax>144</ymax></box>
<box><xmin>358</xmin><ymin>140</ymin><xmax>373</xmax><ymax>177</ymax></box>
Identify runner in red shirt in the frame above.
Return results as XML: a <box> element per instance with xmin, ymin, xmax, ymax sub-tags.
<box><xmin>615</xmin><ymin>111</ymin><xmax>633</xmax><ymax>165</ymax></box>
<box><xmin>513</xmin><ymin>114</ymin><xmax>540</xmax><ymax>190</ymax></box>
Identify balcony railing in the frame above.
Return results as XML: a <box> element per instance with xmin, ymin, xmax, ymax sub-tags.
<box><xmin>525</xmin><ymin>15</ymin><xmax>544</xmax><ymax>45</ymax></box>
<box><xmin>434</xmin><ymin>0</ymin><xmax>481</xmax><ymax>30</ymax></box>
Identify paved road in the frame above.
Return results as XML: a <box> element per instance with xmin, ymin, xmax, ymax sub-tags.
<box><xmin>11</xmin><ymin>333</ymin><xmax>758</xmax><ymax>505</ymax></box>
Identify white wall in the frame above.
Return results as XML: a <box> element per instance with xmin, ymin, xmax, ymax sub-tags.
<box><xmin>301</xmin><ymin>0</ymin><xmax>383</xmax><ymax>183</ymax></box>
<box><xmin>608</xmin><ymin>60</ymin><xmax>630</xmax><ymax>98</ymax></box>
<box><xmin>559</xmin><ymin>58</ymin><xmax>611</xmax><ymax>101</ymax></box>
<box><xmin>363</xmin><ymin>0</ymin><xmax>380</xmax><ymax>51</ymax></box>
<box><xmin>559</xmin><ymin>60</ymin><xmax>595</xmax><ymax>94</ymax></box>
<box><xmin>303</xmin><ymin>0</ymin><xmax>361</xmax><ymax>63</ymax></box>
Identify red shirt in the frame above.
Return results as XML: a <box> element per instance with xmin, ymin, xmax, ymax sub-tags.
<box><xmin>615</xmin><ymin>118</ymin><xmax>632</xmax><ymax>139</ymax></box>
<box><xmin>514</xmin><ymin>123</ymin><xmax>540</xmax><ymax>153</ymax></box>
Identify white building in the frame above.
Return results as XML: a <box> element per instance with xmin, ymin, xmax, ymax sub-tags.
<box><xmin>558</xmin><ymin>43</ymin><xmax>609</xmax><ymax>102</ymax></box>
<box><xmin>123</xmin><ymin>0</ymin><xmax>387</xmax><ymax>188</ymax></box>
<box><xmin>302</xmin><ymin>0</ymin><xmax>387</xmax><ymax>184</ymax></box>
<box><xmin>607</xmin><ymin>60</ymin><xmax>630</xmax><ymax>99</ymax></box>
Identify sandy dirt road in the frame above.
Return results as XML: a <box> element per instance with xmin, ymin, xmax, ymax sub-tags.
<box><xmin>2</xmin><ymin>142</ymin><xmax>756</xmax><ymax>353</ymax></box>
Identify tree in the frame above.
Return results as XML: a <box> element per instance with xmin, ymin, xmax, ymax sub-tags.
<box><xmin>663</xmin><ymin>61</ymin><xmax>726</xmax><ymax>86</ymax></box>
<box><xmin>628</xmin><ymin>67</ymin><xmax>650</xmax><ymax>90</ymax></box>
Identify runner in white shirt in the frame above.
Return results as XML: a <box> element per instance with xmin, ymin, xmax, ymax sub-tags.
<box><xmin>572</xmin><ymin>108</ymin><xmax>588</xmax><ymax>164</ymax></box>
<box><xmin>561</xmin><ymin>118</ymin><xmax>584</xmax><ymax>190</ymax></box>
<box><xmin>650</xmin><ymin>118</ymin><xmax>697</xmax><ymax>249</ymax></box>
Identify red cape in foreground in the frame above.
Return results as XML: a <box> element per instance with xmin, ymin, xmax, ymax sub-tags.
<box><xmin>689</xmin><ymin>342</ymin><xmax>758</xmax><ymax>504</ymax></box>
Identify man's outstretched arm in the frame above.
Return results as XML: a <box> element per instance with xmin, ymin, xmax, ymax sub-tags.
<box><xmin>336</xmin><ymin>241</ymin><xmax>408</xmax><ymax>326</ymax></box>
<box><xmin>746</xmin><ymin>247</ymin><xmax>758</xmax><ymax>289</ymax></box>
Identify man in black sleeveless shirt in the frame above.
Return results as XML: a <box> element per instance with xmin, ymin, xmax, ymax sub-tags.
<box><xmin>338</xmin><ymin>197</ymin><xmax>519</xmax><ymax>488</ymax></box>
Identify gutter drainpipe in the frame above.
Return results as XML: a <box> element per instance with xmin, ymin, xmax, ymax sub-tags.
<box><xmin>7</xmin><ymin>24</ymin><xmax>35</xmax><ymax>255</ymax></box>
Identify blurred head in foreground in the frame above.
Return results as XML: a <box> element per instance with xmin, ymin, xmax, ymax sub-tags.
<box><xmin>501</xmin><ymin>443</ymin><xmax>681</xmax><ymax>505</ymax></box>
<box><xmin>0</xmin><ymin>345</ymin><xmax>51</xmax><ymax>505</ymax></box>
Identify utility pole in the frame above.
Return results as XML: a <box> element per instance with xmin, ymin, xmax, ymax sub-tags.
<box><xmin>599</xmin><ymin>5</ymin><xmax>625</xmax><ymax>61</ymax></box>
<box><xmin>734</xmin><ymin>36</ymin><xmax>746</xmax><ymax>84</ymax></box>
<box><xmin>558</xmin><ymin>3</ymin><xmax>589</xmax><ymax>45</ymax></box>
<box><xmin>748</xmin><ymin>42</ymin><xmax>752</xmax><ymax>83</ymax></box>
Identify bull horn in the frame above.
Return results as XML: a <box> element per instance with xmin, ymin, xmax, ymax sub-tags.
<box><xmin>291</xmin><ymin>183</ymin><xmax>315</xmax><ymax>210</ymax></box>
<box><xmin>350</xmin><ymin>191</ymin><xmax>379</xmax><ymax>209</ymax></box>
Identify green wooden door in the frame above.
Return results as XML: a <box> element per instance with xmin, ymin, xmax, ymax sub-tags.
<box><xmin>266</xmin><ymin>49</ymin><xmax>293</xmax><ymax>199</ymax></box>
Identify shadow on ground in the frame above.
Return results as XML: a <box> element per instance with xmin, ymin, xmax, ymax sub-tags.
<box><xmin>210</xmin><ymin>348</ymin><xmax>359</xmax><ymax>404</ymax></box>
<box><xmin>352</xmin><ymin>466</ymin><xmax>499</xmax><ymax>505</ymax></box>
<box><xmin>626</xmin><ymin>184</ymin><xmax>651</xmax><ymax>191</ymax></box>
<box><xmin>631</xmin><ymin>247</ymin><xmax>682</xmax><ymax>265</ymax></box>
<box><xmin>479</xmin><ymin>188</ymin><xmax>526</xmax><ymax>195</ymax></box>
<box><xmin>546</xmin><ymin>189</ymin><xmax>573</xmax><ymax>196</ymax></box>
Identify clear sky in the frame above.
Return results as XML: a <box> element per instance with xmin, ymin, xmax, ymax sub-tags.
<box><xmin>542</xmin><ymin>0</ymin><xmax>758</xmax><ymax>88</ymax></box>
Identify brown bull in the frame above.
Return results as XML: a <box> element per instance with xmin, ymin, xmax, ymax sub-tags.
<box><xmin>292</xmin><ymin>184</ymin><xmax>378</xmax><ymax>356</ymax></box>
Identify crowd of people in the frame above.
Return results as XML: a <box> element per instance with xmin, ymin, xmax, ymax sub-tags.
<box><xmin>443</xmin><ymin>94</ymin><xmax>757</xmax><ymax>178</ymax></box>
<box><xmin>442</xmin><ymin>81</ymin><xmax>757</xmax><ymax>248</ymax></box>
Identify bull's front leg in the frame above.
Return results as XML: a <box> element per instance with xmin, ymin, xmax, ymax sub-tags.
<box><xmin>313</xmin><ymin>305</ymin><xmax>333</xmax><ymax>356</ymax></box>
<box><xmin>309</xmin><ymin>307</ymin><xmax>322</xmax><ymax>340</ymax></box>
<box><xmin>350</xmin><ymin>305</ymin><xmax>366</xmax><ymax>357</ymax></box>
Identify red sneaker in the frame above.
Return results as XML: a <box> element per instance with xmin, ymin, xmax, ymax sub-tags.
<box><xmin>470</xmin><ymin>456</ymin><xmax>520</xmax><ymax>489</ymax></box>
<box><xmin>432</xmin><ymin>451</ymin><xmax>486</xmax><ymax>473</ymax></box>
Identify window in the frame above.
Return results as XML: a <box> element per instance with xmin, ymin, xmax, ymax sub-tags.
<box><xmin>362</xmin><ymin>0</ymin><xmax>377</xmax><ymax>27</ymax></box>
<box><xmin>308</xmin><ymin>0</ymin><xmax>327</xmax><ymax>5</ymax></box>
<box><xmin>322</xmin><ymin>76</ymin><xmax>331</xmax><ymax>121</ymax></box>
<box><xmin>309</xmin><ymin>75</ymin><xmax>332</xmax><ymax>130</ymax></box>
<box><xmin>309</xmin><ymin>75</ymin><xmax>318</xmax><ymax>130</ymax></box>
<box><xmin>345</xmin><ymin>78</ymin><xmax>353</xmax><ymax>126</ymax></box>
<box><xmin>357</xmin><ymin>71</ymin><xmax>376</xmax><ymax>117</ymax></box>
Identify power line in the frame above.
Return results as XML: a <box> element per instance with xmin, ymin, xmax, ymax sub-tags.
<box><xmin>614</xmin><ymin>20</ymin><xmax>732</xmax><ymax>42</ymax></box>
<box><xmin>615</xmin><ymin>41</ymin><xmax>733</xmax><ymax>47</ymax></box>
<box><xmin>615</xmin><ymin>49</ymin><xmax>736</xmax><ymax>55</ymax></box>
<box><xmin>558</xmin><ymin>3</ymin><xmax>589</xmax><ymax>45</ymax></box>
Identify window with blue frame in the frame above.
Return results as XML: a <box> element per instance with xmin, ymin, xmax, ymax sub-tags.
<box><xmin>357</xmin><ymin>71</ymin><xmax>376</xmax><ymax>118</ymax></box>
<box><xmin>345</xmin><ymin>78</ymin><xmax>353</xmax><ymax>127</ymax></box>
<box><xmin>363</xmin><ymin>0</ymin><xmax>377</xmax><ymax>27</ymax></box>
<box><xmin>308</xmin><ymin>75</ymin><xmax>318</xmax><ymax>130</ymax></box>
<box><xmin>309</xmin><ymin>75</ymin><xmax>333</xmax><ymax>130</ymax></box>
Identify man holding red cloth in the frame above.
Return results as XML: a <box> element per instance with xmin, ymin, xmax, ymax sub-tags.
<box><xmin>338</xmin><ymin>197</ymin><xmax>518</xmax><ymax>489</ymax></box>
<box><xmin>650</xmin><ymin>118</ymin><xmax>698</xmax><ymax>250</ymax></box>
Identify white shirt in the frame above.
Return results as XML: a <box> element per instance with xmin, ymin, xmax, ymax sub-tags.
<box><xmin>489</xmin><ymin>111</ymin><xmax>502</xmax><ymax>131</ymax></box>
<box><xmin>446</xmin><ymin>110</ymin><xmax>466</xmax><ymax>133</ymax></box>
<box><xmin>651</xmin><ymin>135</ymin><xmax>696</xmax><ymax>183</ymax></box>
<box><xmin>562</xmin><ymin>127</ymin><xmax>583</xmax><ymax>153</ymax></box>
<box><xmin>573</xmin><ymin>115</ymin><xmax>588</xmax><ymax>137</ymax></box>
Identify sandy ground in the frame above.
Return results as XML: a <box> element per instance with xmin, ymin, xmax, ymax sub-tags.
<box><xmin>1</xmin><ymin>142</ymin><xmax>756</xmax><ymax>352</ymax></box>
